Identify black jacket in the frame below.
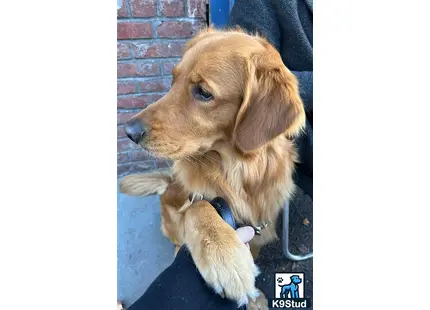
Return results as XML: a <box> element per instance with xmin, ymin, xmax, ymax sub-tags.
<box><xmin>229</xmin><ymin>0</ymin><xmax>313</xmax><ymax>196</ymax></box>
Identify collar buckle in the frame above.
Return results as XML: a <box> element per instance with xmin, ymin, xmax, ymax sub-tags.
<box><xmin>189</xmin><ymin>192</ymin><xmax>204</xmax><ymax>203</ymax></box>
<box><xmin>254</xmin><ymin>222</ymin><xmax>269</xmax><ymax>235</ymax></box>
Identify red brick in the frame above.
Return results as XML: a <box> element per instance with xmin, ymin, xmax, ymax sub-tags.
<box><xmin>162</xmin><ymin>60</ymin><xmax>179</xmax><ymax>75</ymax></box>
<box><xmin>132</xmin><ymin>42</ymin><xmax>185</xmax><ymax>58</ymax></box>
<box><xmin>117</xmin><ymin>0</ymin><xmax>128</xmax><ymax>17</ymax></box>
<box><xmin>118</xmin><ymin>125</ymin><xmax>127</xmax><ymax>138</ymax></box>
<box><xmin>117</xmin><ymin>112</ymin><xmax>137</xmax><ymax>124</ymax></box>
<box><xmin>118</xmin><ymin>164</ymin><xmax>130</xmax><ymax>177</ymax></box>
<box><xmin>118</xmin><ymin>61</ymin><xmax>160</xmax><ymax>77</ymax></box>
<box><xmin>118</xmin><ymin>22</ymin><xmax>153</xmax><ymax>39</ymax></box>
<box><xmin>139</xmin><ymin>78</ymin><xmax>171</xmax><ymax>92</ymax></box>
<box><xmin>118</xmin><ymin>161</ymin><xmax>156</xmax><ymax>176</ymax></box>
<box><xmin>117</xmin><ymin>94</ymin><xmax>163</xmax><ymax>109</ymax></box>
<box><xmin>117</xmin><ymin>81</ymin><xmax>136</xmax><ymax>95</ymax></box>
<box><xmin>130</xmin><ymin>0</ymin><xmax>156</xmax><ymax>17</ymax></box>
<box><xmin>118</xmin><ymin>164</ymin><xmax>130</xmax><ymax>176</ymax></box>
<box><xmin>136</xmin><ymin>61</ymin><xmax>160</xmax><ymax>76</ymax></box>
<box><xmin>118</xmin><ymin>152</ymin><xmax>129</xmax><ymax>164</ymax></box>
<box><xmin>129</xmin><ymin>149</ymin><xmax>155</xmax><ymax>161</ymax></box>
<box><xmin>118</xmin><ymin>138</ymin><xmax>141</xmax><ymax>152</ymax></box>
<box><xmin>117</xmin><ymin>43</ymin><xmax>131</xmax><ymax>59</ymax></box>
<box><xmin>160</xmin><ymin>0</ymin><xmax>185</xmax><ymax>17</ymax></box>
<box><xmin>117</xmin><ymin>63</ymin><xmax>137</xmax><ymax>77</ymax></box>
<box><xmin>157</xmin><ymin>21</ymin><xmax>202</xmax><ymax>38</ymax></box>
<box><xmin>187</xmin><ymin>0</ymin><xmax>206</xmax><ymax>17</ymax></box>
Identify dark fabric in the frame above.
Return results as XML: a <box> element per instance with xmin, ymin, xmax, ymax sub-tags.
<box><xmin>229</xmin><ymin>0</ymin><xmax>313</xmax><ymax>196</ymax></box>
<box><xmin>128</xmin><ymin>246</ymin><xmax>239</xmax><ymax>310</ymax></box>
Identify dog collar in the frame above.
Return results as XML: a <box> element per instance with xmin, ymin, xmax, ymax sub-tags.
<box><xmin>188</xmin><ymin>192</ymin><xmax>269</xmax><ymax>235</ymax></box>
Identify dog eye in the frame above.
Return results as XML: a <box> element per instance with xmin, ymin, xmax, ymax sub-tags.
<box><xmin>192</xmin><ymin>85</ymin><xmax>213</xmax><ymax>102</ymax></box>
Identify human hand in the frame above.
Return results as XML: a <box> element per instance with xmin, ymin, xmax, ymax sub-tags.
<box><xmin>236</xmin><ymin>226</ymin><xmax>255</xmax><ymax>249</ymax></box>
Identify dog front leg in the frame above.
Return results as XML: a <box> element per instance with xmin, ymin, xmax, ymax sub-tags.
<box><xmin>292</xmin><ymin>286</ymin><xmax>299</xmax><ymax>299</ymax></box>
<box><xmin>183</xmin><ymin>200</ymin><xmax>260</xmax><ymax>307</ymax></box>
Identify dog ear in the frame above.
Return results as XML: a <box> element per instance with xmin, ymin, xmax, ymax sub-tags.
<box><xmin>233</xmin><ymin>44</ymin><xmax>306</xmax><ymax>153</ymax></box>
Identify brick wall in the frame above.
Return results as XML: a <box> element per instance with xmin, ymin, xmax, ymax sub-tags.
<box><xmin>117</xmin><ymin>0</ymin><xmax>207</xmax><ymax>177</ymax></box>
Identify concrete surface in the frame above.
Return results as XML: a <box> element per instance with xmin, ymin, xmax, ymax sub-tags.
<box><xmin>117</xmin><ymin>187</ymin><xmax>174</xmax><ymax>306</ymax></box>
<box><xmin>117</xmin><ymin>183</ymin><xmax>313</xmax><ymax>309</ymax></box>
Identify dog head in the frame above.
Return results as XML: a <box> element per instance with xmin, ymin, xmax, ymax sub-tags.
<box><xmin>290</xmin><ymin>275</ymin><xmax>302</xmax><ymax>284</ymax></box>
<box><xmin>123</xmin><ymin>28</ymin><xmax>305</xmax><ymax>159</ymax></box>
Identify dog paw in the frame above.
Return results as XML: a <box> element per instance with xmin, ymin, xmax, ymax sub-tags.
<box><xmin>184</xmin><ymin>200</ymin><xmax>260</xmax><ymax>306</ymax></box>
<box><xmin>248</xmin><ymin>289</ymin><xmax>268</xmax><ymax>310</ymax></box>
<box><xmin>194</xmin><ymin>236</ymin><xmax>260</xmax><ymax>307</ymax></box>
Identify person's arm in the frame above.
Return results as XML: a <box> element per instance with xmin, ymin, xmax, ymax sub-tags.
<box><xmin>228</xmin><ymin>0</ymin><xmax>313</xmax><ymax>112</ymax></box>
<box><xmin>292</xmin><ymin>71</ymin><xmax>313</xmax><ymax>112</ymax></box>
<box><xmin>127</xmin><ymin>227</ymin><xmax>255</xmax><ymax>310</ymax></box>
<box><xmin>127</xmin><ymin>246</ymin><xmax>237</xmax><ymax>310</ymax></box>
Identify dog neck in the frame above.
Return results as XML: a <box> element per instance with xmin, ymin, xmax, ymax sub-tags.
<box><xmin>173</xmin><ymin>135</ymin><xmax>298</xmax><ymax>227</ymax></box>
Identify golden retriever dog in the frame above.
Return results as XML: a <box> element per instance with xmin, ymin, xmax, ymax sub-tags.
<box><xmin>119</xmin><ymin>27</ymin><xmax>305</xmax><ymax>309</ymax></box>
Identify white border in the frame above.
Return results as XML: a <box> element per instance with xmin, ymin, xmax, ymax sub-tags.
<box><xmin>0</xmin><ymin>0</ymin><xmax>429</xmax><ymax>309</ymax></box>
<box><xmin>315</xmin><ymin>1</ymin><xmax>430</xmax><ymax>309</ymax></box>
<box><xmin>1</xmin><ymin>1</ymin><xmax>116</xmax><ymax>309</ymax></box>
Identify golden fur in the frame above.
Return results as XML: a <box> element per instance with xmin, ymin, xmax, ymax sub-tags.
<box><xmin>119</xmin><ymin>27</ymin><xmax>306</xmax><ymax>309</ymax></box>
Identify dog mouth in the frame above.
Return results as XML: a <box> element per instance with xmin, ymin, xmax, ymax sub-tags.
<box><xmin>133</xmin><ymin>130</ymin><xmax>221</xmax><ymax>161</ymax></box>
<box><xmin>137</xmin><ymin>138</ymin><xmax>183</xmax><ymax>160</ymax></box>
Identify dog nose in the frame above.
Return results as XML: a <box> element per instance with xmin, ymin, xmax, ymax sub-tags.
<box><xmin>124</xmin><ymin>118</ymin><xmax>147</xmax><ymax>144</ymax></box>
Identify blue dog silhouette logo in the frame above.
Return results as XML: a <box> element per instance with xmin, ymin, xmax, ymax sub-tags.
<box><xmin>275</xmin><ymin>273</ymin><xmax>304</xmax><ymax>299</ymax></box>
